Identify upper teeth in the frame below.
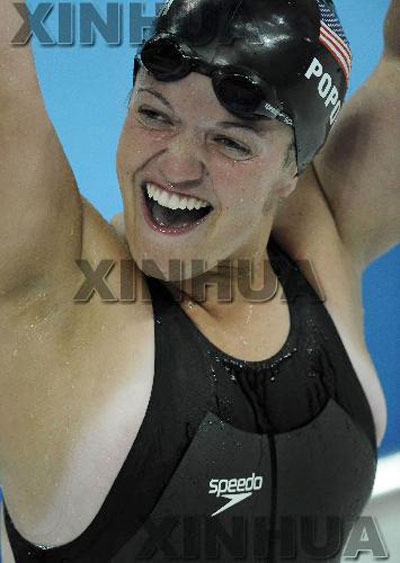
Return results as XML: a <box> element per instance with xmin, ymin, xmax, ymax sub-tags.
<box><xmin>145</xmin><ymin>182</ymin><xmax>211</xmax><ymax>211</ymax></box>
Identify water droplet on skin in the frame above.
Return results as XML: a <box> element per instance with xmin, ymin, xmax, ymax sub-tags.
<box><xmin>245</xmin><ymin>305</ymin><xmax>254</xmax><ymax>325</ymax></box>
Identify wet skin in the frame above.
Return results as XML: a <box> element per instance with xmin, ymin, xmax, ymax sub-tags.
<box><xmin>117</xmin><ymin>68</ymin><xmax>297</xmax><ymax>285</ymax></box>
<box><xmin>0</xmin><ymin>41</ymin><xmax>389</xmax><ymax>561</ymax></box>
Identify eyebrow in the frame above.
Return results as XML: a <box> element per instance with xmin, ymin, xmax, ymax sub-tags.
<box><xmin>216</xmin><ymin>120</ymin><xmax>265</xmax><ymax>136</ymax></box>
<box><xmin>137</xmin><ymin>87</ymin><xmax>268</xmax><ymax>136</ymax></box>
<box><xmin>138</xmin><ymin>88</ymin><xmax>173</xmax><ymax>110</ymax></box>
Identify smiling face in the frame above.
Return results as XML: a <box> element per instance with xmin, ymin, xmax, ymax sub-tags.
<box><xmin>117</xmin><ymin>68</ymin><xmax>297</xmax><ymax>280</ymax></box>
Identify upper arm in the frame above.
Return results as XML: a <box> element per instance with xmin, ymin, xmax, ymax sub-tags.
<box><xmin>0</xmin><ymin>4</ymin><xmax>83</xmax><ymax>298</ymax></box>
<box><xmin>313</xmin><ymin>54</ymin><xmax>400</xmax><ymax>270</ymax></box>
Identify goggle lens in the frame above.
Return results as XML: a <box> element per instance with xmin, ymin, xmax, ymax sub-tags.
<box><xmin>140</xmin><ymin>37</ymin><xmax>191</xmax><ymax>81</ymax></box>
<box><xmin>213</xmin><ymin>73</ymin><xmax>264</xmax><ymax>116</ymax></box>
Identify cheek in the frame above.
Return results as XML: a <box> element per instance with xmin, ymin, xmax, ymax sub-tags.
<box><xmin>118</xmin><ymin>114</ymin><xmax>169</xmax><ymax>175</ymax></box>
<box><xmin>212</xmin><ymin>155</ymin><xmax>280</xmax><ymax>214</ymax></box>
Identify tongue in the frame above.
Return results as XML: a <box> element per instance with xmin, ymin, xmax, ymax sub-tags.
<box><xmin>150</xmin><ymin>200</ymin><xmax>208</xmax><ymax>228</ymax></box>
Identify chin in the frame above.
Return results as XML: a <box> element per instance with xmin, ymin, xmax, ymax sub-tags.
<box><xmin>130</xmin><ymin>239</ymin><xmax>220</xmax><ymax>283</ymax></box>
<box><xmin>126</xmin><ymin>192</ymin><xmax>221</xmax><ymax>281</ymax></box>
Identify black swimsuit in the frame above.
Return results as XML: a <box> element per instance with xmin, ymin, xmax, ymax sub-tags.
<box><xmin>4</xmin><ymin>237</ymin><xmax>377</xmax><ymax>562</ymax></box>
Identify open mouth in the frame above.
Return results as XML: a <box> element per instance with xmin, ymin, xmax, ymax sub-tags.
<box><xmin>141</xmin><ymin>181</ymin><xmax>213</xmax><ymax>235</ymax></box>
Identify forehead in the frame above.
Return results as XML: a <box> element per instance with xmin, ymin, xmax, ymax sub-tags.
<box><xmin>134</xmin><ymin>68</ymin><xmax>292</xmax><ymax>140</ymax></box>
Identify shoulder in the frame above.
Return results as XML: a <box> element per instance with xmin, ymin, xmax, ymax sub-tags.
<box><xmin>81</xmin><ymin>197</ymin><xmax>131</xmax><ymax>263</ymax></box>
<box><xmin>272</xmin><ymin>165</ymin><xmax>364</xmax><ymax>361</ymax></box>
<box><xmin>273</xmin><ymin>164</ymin><xmax>361</xmax><ymax>299</ymax></box>
<box><xmin>272</xmin><ymin>165</ymin><xmax>387</xmax><ymax>447</ymax></box>
<box><xmin>80</xmin><ymin>197</ymin><xmax>151</xmax><ymax>302</ymax></box>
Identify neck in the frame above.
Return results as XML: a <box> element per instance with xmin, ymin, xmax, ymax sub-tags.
<box><xmin>167</xmin><ymin>229</ymin><xmax>278</xmax><ymax>324</ymax></box>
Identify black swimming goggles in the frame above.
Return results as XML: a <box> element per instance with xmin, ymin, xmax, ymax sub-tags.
<box><xmin>134</xmin><ymin>33</ymin><xmax>293</xmax><ymax>125</ymax></box>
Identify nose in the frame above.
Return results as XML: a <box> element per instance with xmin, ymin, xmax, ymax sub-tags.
<box><xmin>157</xmin><ymin>134</ymin><xmax>206</xmax><ymax>190</ymax></box>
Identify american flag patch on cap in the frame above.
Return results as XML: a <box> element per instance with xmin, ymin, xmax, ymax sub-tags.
<box><xmin>316</xmin><ymin>0</ymin><xmax>352</xmax><ymax>82</ymax></box>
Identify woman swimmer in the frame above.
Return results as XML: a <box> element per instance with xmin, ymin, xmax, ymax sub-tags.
<box><xmin>0</xmin><ymin>0</ymin><xmax>399</xmax><ymax>561</ymax></box>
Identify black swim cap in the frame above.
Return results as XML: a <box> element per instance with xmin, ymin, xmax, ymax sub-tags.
<box><xmin>137</xmin><ymin>0</ymin><xmax>352</xmax><ymax>174</ymax></box>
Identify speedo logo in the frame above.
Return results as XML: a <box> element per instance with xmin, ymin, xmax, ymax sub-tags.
<box><xmin>208</xmin><ymin>473</ymin><xmax>264</xmax><ymax>517</ymax></box>
<box><xmin>305</xmin><ymin>57</ymin><xmax>342</xmax><ymax>125</ymax></box>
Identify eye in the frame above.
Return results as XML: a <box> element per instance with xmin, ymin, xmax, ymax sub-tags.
<box><xmin>137</xmin><ymin>107</ymin><xmax>173</xmax><ymax>127</ymax></box>
<box><xmin>213</xmin><ymin>135</ymin><xmax>252</xmax><ymax>157</ymax></box>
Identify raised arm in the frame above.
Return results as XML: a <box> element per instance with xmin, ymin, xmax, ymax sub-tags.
<box><xmin>311</xmin><ymin>0</ymin><xmax>400</xmax><ymax>270</ymax></box>
<box><xmin>0</xmin><ymin>1</ymin><xmax>82</xmax><ymax>299</ymax></box>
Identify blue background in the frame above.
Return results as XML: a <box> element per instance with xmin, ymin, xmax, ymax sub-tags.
<box><xmin>28</xmin><ymin>0</ymin><xmax>399</xmax><ymax>456</ymax></box>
